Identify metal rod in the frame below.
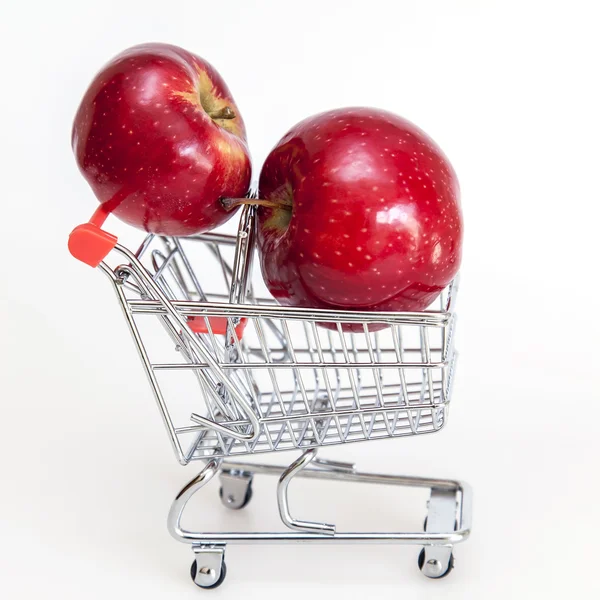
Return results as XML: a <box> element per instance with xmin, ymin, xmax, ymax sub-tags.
<box><xmin>151</xmin><ymin>361</ymin><xmax>448</xmax><ymax>370</ymax></box>
<box><xmin>277</xmin><ymin>449</ymin><xmax>336</xmax><ymax>535</ymax></box>
<box><xmin>127</xmin><ymin>299</ymin><xmax>451</xmax><ymax>326</ymax></box>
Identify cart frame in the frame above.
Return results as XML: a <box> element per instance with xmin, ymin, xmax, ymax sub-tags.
<box><xmin>68</xmin><ymin>205</ymin><xmax>472</xmax><ymax>587</ymax></box>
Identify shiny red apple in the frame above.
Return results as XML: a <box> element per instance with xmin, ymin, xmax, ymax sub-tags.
<box><xmin>72</xmin><ymin>43</ymin><xmax>251</xmax><ymax>236</ymax></box>
<box><xmin>256</xmin><ymin>107</ymin><xmax>462</xmax><ymax>326</ymax></box>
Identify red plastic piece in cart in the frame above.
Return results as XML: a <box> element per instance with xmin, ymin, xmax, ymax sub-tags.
<box><xmin>68</xmin><ymin>205</ymin><xmax>118</xmax><ymax>267</ymax></box>
<box><xmin>188</xmin><ymin>316</ymin><xmax>247</xmax><ymax>339</ymax></box>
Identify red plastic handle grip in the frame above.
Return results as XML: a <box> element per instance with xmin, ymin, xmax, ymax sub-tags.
<box><xmin>68</xmin><ymin>205</ymin><xmax>118</xmax><ymax>267</ymax></box>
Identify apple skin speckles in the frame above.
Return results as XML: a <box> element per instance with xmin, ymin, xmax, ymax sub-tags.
<box><xmin>72</xmin><ymin>42</ymin><xmax>251</xmax><ymax>236</ymax></box>
<box><xmin>257</xmin><ymin>107</ymin><xmax>462</xmax><ymax>331</ymax></box>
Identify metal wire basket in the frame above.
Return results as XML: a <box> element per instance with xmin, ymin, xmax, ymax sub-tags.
<box><xmin>75</xmin><ymin>205</ymin><xmax>458</xmax><ymax>464</ymax></box>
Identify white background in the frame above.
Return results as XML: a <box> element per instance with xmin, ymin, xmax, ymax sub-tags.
<box><xmin>1</xmin><ymin>0</ymin><xmax>599</xmax><ymax>597</ymax></box>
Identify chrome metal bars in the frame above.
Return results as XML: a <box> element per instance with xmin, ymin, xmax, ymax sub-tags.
<box><xmin>95</xmin><ymin>206</ymin><xmax>457</xmax><ymax>464</ymax></box>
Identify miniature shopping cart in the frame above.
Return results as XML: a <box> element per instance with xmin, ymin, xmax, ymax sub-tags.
<box><xmin>69</xmin><ymin>204</ymin><xmax>472</xmax><ymax>588</ymax></box>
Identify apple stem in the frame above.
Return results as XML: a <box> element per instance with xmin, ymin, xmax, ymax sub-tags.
<box><xmin>221</xmin><ymin>197</ymin><xmax>292</xmax><ymax>211</ymax></box>
<box><xmin>208</xmin><ymin>106</ymin><xmax>236</xmax><ymax>120</ymax></box>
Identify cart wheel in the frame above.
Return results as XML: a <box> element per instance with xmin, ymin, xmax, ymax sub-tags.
<box><xmin>418</xmin><ymin>548</ymin><xmax>454</xmax><ymax>579</ymax></box>
<box><xmin>190</xmin><ymin>559</ymin><xmax>227</xmax><ymax>589</ymax></box>
<box><xmin>219</xmin><ymin>481</ymin><xmax>253</xmax><ymax>510</ymax></box>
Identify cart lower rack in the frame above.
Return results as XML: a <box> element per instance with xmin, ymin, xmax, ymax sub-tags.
<box><xmin>69</xmin><ymin>205</ymin><xmax>472</xmax><ymax>587</ymax></box>
<box><xmin>172</xmin><ymin>452</ymin><xmax>471</xmax><ymax>587</ymax></box>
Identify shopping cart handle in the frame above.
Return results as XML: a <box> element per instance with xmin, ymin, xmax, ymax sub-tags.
<box><xmin>68</xmin><ymin>205</ymin><xmax>118</xmax><ymax>267</ymax></box>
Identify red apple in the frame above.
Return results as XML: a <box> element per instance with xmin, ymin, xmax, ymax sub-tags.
<box><xmin>72</xmin><ymin>43</ymin><xmax>251</xmax><ymax>236</ymax></box>
<box><xmin>256</xmin><ymin>107</ymin><xmax>462</xmax><ymax>328</ymax></box>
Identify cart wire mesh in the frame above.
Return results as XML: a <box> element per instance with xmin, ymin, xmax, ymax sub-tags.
<box><xmin>99</xmin><ymin>207</ymin><xmax>458</xmax><ymax>464</ymax></box>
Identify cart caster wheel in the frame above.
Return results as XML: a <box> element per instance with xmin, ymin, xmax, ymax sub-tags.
<box><xmin>190</xmin><ymin>559</ymin><xmax>227</xmax><ymax>589</ymax></box>
<box><xmin>418</xmin><ymin>548</ymin><xmax>454</xmax><ymax>579</ymax></box>
<box><xmin>219</xmin><ymin>475</ymin><xmax>253</xmax><ymax>510</ymax></box>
